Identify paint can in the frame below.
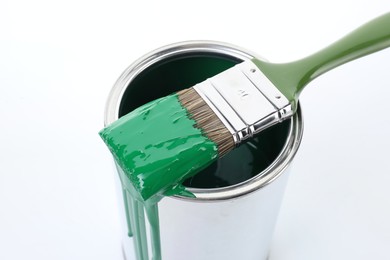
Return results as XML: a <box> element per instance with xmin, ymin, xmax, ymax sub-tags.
<box><xmin>104</xmin><ymin>41</ymin><xmax>304</xmax><ymax>260</ymax></box>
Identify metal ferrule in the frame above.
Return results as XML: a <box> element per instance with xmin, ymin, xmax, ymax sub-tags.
<box><xmin>194</xmin><ymin>60</ymin><xmax>293</xmax><ymax>146</ymax></box>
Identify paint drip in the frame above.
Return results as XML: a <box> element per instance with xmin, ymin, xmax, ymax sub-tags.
<box><xmin>99</xmin><ymin>93</ymin><xmax>220</xmax><ymax>259</ymax></box>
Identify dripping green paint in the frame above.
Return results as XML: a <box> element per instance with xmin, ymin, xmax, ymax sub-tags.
<box><xmin>118</xmin><ymin>165</ymin><xmax>161</xmax><ymax>260</ymax></box>
<box><xmin>99</xmin><ymin>90</ymin><xmax>224</xmax><ymax>259</ymax></box>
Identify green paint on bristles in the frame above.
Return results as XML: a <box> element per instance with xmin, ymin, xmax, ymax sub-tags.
<box><xmin>99</xmin><ymin>93</ymin><xmax>218</xmax><ymax>202</ymax></box>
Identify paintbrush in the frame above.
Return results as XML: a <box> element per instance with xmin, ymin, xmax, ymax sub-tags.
<box><xmin>100</xmin><ymin>12</ymin><xmax>390</xmax><ymax>201</ymax></box>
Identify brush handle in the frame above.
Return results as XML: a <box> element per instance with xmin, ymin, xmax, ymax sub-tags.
<box><xmin>253</xmin><ymin>12</ymin><xmax>390</xmax><ymax>106</ymax></box>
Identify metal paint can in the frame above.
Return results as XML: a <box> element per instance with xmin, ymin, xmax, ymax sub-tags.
<box><xmin>104</xmin><ymin>41</ymin><xmax>303</xmax><ymax>260</ymax></box>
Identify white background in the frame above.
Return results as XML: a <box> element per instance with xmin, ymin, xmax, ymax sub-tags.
<box><xmin>1</xmin><ymin>1</ymin><xmax>390</xmax><ymax>259</ymax></box>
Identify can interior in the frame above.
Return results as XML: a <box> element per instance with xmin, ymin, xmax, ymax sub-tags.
<box><xmin>119</xmin><ymin>53</ymin><xmax>290</xmax><ymax>189</ymax></box>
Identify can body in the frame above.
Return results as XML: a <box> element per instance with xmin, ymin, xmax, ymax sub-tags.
<box><xmin>104</xmin><ymin>41</ymin><xmax>303</xmax><ymax>260</ymax></box>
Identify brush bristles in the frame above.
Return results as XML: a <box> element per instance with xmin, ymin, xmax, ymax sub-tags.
<box><xmin>178</xmin><ymin>88</ymin><xmax>235</xmax><ymax>157</ymax></box>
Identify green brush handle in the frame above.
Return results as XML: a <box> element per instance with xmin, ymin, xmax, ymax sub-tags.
<box><xmin>253</xmin><ymin>12</ymin><xmax>390</xmax><ymax>108</ymax></box>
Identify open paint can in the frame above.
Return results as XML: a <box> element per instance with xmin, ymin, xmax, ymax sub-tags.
<box><xmin>104</xmin><ymin>41</ymin><xmax>304</xmax><ymax>260</ymax></box>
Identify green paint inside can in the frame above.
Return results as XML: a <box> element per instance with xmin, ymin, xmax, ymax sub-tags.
<box><xmin>111</xmin><ymin>52</ymin><xmax>290</xmax><ymax>260</ymax></box>
<box><xmin>119</xmin><ymin>53</ymin><xmax>290</xmax><ymax>190</ymax></box>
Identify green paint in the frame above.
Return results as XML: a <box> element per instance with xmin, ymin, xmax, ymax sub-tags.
<box><xmin>145</xmin><ymin>203</ymin><xmax>161</xmax><ymax>260</ymax></box>
<box><xmin>101</xmin><ymin>92</ymin><xmax>220</xmax><ymax>260</ymax></box>
<box><xmin>130</xmin><ymin>197</ymin><xmax>148</xmax><ymax>260</ymax></box>
<box><xmin>100</xmin><ymin>93</ymin><xmax>218</xmax><ymax>201</ymax></box>
<box><xmin>117</xmin><ymin>164</ymin><xmax>162</xmax><ymax>260</ymax></box>
<box><xmin>122</xmin><ymin>188</ymin><xmax>133</xmax><ymax>237</ymax></box>
<box><xmin>253</xmin><ymin>12</ymin><xmax>390</xmax><ymax>110</ymax></box>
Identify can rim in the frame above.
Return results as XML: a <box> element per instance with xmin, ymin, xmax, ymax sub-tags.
<box><xmin>104</xmin><ymin>40</ymin><xmax>303</xmax><ymax>202</ymax></box>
